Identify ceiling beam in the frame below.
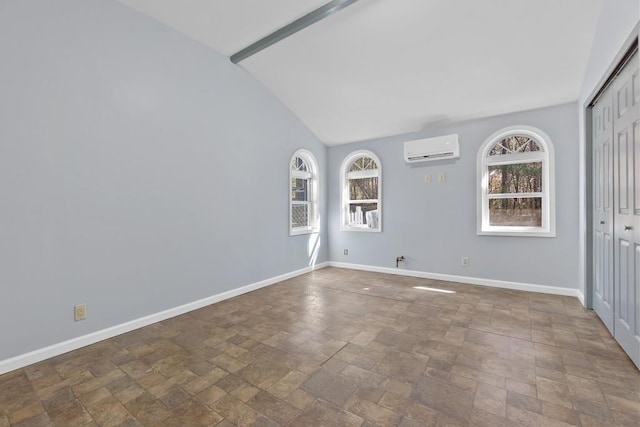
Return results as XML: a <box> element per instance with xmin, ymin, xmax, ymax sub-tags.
<box><xmin>230</xmin><ymin>0</ymin><xmax>360</xmax><ymax>64</ymax></box>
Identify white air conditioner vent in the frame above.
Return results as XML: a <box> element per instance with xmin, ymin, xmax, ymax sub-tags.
<box><xmin>404</xmin><ymin>134</ymin><xmax>460</xmax><ymax>163</ymax></box>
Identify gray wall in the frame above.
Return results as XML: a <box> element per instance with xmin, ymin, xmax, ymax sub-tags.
<box><xmin>0</xmin><ymin>0</ymin><xmax>327</xmax><ymax>361</ymax></box>
<box><xmin>577</xmin><ymin>1</ymin><xmax>639</xmax><ymax>301</ymax></box>
<box><xmin>328</xmin><ymin>103</ymin><xmax>579</xmax><ymax>289</ymax></box>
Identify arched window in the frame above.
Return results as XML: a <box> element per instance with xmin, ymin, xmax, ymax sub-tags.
<box><xmin>290</xmin><ymin>149</ymin><xmax>319</xmax><ymax>235</ymax></box>
<box><xmin>477</xmin><ymin>126</ymin><xmax>555</xmax><ymax>237</ymax></box>
<box><xmin>340</xmin><ymin>150</ymin><xmax>381</xmax><ymax>232</ymax></box>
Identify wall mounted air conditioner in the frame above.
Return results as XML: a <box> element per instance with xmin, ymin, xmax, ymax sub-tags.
<box><xmin>403</xmin><ymin>134</ymin><xmax>460</xmax><ymax>163</ymax></box>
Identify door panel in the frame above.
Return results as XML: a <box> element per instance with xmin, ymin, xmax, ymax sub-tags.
<box><xmin>595</xmin><ymin>231</ymin><xmax>612</xmax><ymax>311</ymax></box>
<box><xmin>634</xmin><ymin>69</ymin><xmax>639</xmax><ymax>105</ymax></box>
<box><xmin>618</xmin><ymin>130</ymin><xmax>629</xmax><ymax>213</ymax></box>
<box><xmin>617</xmin><ymin>238</ymin><xmax>631</xmax><ymax>328</ymax></box>
<box><xmin>617</xmin><ymin>80</ymin><xmax>629</xmax><ymax>118</ymax></box>
<box><xmin>605</xmin><ymin>233</ymin><xmax>613</xmax><ymax>308</ymax></box>
<box><xmin>604</xmin><ymin>142</ymin><xmax>612</xmax><ymax>211</ymax></box>
<box><xmin>612</xmin><ymin>51</ymin><xmax>639</xmax><ymax>369</ymax></box>
<box><xmin>636</xmin><ymin>244</ymin><xmax>640</xmax><ymax>335</ymax></box>
<box><xmin>635</xmin><ymin>120</ymin><xmax>640</xmax><ymax>214</ymax></box>
<box><xmin>595</xmin><ymin>147</ymin><xmax>602</xmax><ymax>209</ymax></box>
<box><xmin>593</xmin><ymin>83</ymin><xmax>615</xmax><ymax>333</ymax></box>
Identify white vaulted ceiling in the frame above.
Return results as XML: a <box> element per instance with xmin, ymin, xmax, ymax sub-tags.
<box><xmin>117</xmin><ymin>0</ymin><xmax>603</xmax><ymax>145</ymax></box>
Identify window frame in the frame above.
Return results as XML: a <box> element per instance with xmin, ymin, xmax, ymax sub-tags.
<box><xmin>477</xmin><ymin>125</ymin><xmax>556</xmax><ymax>237</ymax></box>
<box><xmin>289</xmin><ymin>149</ymin><xmax>319</xmax><ymax>236</ymax></box>
<box><xmin>340</xmin><ymin>150</ymin><xmax>382</xmax><ymax>232</ymax></box>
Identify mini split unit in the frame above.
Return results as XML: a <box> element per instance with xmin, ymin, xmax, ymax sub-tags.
<box><xmin>404</xmin><ymin>134</ymin><xmax>460</xmax><ymax>163</ymax></box>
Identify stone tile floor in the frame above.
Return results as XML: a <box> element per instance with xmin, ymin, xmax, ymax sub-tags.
<box><xmin>1</xmin><ymin>267</ymin><xmax>639</xmax><ymax>426</ymax></box>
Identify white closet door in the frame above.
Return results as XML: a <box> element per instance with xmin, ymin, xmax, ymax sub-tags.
<box><xmin>613</xmin><ymin>51</ymin><xmax>639</xmax><ymax>368</ymax></box>
<box><xmin>593</xmin><ymin>81</ymin><xmax>615</xmax><ymax>333</ymax></box>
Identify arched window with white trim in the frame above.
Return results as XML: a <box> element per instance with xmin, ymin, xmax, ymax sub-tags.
<box><xmin>341</xmin><ymin>150</ymin><xmax>382</xmax><ymax>232</ymax></box>
<box><xmin>290</xmin><ymin>149</ymin><xmax>319</xmax><ymax>235</ymax></box>
<box><xmin>477</xmin><ymin>126</ymin><xmax>555</xmax><ymax>237</ymax></box>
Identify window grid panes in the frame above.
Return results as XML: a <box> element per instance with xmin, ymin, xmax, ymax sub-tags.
<box><xmin>349</xmin><ymin>157</ymin><xmax>378</xmax><ymax>172</ymax></box>
<box><xmin>291</xmin><ymin>156</ymin><xmax>309</xmax><ymax>173</ymax></box>
<box><xmin>488</xmin><ymin>136</ymin><xmax>542</xmax><ymax>156</ymax></box>
<box><xmin>291</xmin><ymin>203</ymin><xmax>310</xmax><ymax>228</ymax></box>
<box><xmin>486</xmin><ymin>153</ymin><xmax>544</xmax><ymax>228</ymax></box>
<box><xmin>478</xmin><ymin>127</ymin><xmax>555</xmax><ymax>237</ymax></box>
<box><xmin>291</xmin><ymin>178</ymin><xmax>308</xmax><ymax>202</ymax></box>
<box><xmin>342</xmin><ymin>152</ymin><xmax>381</xmax><ymax>231</ymax></box>
<box><xmin>289</xmin><ymin>151</ymin><xmax>318</xmax><ymax>235</ymax></box>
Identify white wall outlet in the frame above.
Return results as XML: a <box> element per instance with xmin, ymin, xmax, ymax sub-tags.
<box><xmin>74</xmin><ymin>303</ymin><xmax>86</xmax><ymax>321</ymax></box>
<box><xmin>424</xmin><ymin>175</ymin><xmax>431</xmax><ymax>183</ymax></box>
<box><xmin>438</xmin><ymin>172</ymin><xmax>446</xmax><ymax>182</ymax></box>
<box><xmin>344</xmin><ymin>249</ymin><xmax>348</xmax><ymax>255</ymax></box>
<box><xmin>461</xmin><ymin>257</ymin><xmax>469</xmax><ymax>266</ymax></box>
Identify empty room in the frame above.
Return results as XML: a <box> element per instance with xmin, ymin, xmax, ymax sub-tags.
<box><xmin>1</xmin><ymin>0</ymin><xmax>639</xmax><ymax>426</ymax></box>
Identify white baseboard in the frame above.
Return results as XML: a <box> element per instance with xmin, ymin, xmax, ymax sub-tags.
<box><xmin>328</xmin><ymin>262</ymin><xmax>582</xmax><ymax>299</ymax></box>
<box><xmin>0</xmin><ymin>262</ymin><xmax>329</xmax><ymax>376</ymax></box>
<box><xmin>576</xmin><ymin>289</ymin><xmax>585</xmax><ymax>306</ymax></box>
<box><xmin>1</xmin><ymin>260</ymin><xmax>581</xmax><ymax>375</ymax></box>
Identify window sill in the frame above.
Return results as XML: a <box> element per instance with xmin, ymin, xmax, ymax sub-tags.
<box><xmin>341</xmin><ymin>226</ymin><xmax>381</xmax><ymax>233</ymax></box>
<box><xmin>478</xmin><ymin>228</ymin><xmax>555</xmax><ymax>237</ymax></box>
<box><xmin>289</xmin><ymin>227</ymin><xmax>319</xmax><ymax>236</ymax></box>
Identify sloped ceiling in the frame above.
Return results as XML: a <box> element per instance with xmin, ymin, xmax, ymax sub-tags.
<box><xmin>117</xmin><ymin>0</ymin><xmax>603</xmax><ymax>145</ymax></box>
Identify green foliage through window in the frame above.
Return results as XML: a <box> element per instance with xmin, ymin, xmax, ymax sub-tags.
<box><xmin>479</xmin><ymin>128</ymin><xmax>554</xmax><ymax>234</ymax></box>
<box><xmin>488</xmin><ymin>162</ymin><xmax>542</xmax><ymax>194</ymax></box>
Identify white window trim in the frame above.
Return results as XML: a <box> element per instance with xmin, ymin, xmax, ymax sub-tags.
<box><xmin>289</xmin><ymin>149</ymin><xmax>319</xmax><ymax>236</ymax></box>
<box><xmin>477</xmin><ymin>125</ymin><xmax>556</xmax><ymax>237</ymax></box>
<box><xmin>340</xmin><ymin>150</ymin><xmax>382</xmax><ymax>232</ymax></box>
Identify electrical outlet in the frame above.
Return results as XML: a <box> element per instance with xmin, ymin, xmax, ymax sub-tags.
<box><xmin>344</xmin><ymin>249</ymin><xmax>348</xmax><ymax>255</ymax></box>
<box><xmin>461</xmin><ymin>257</ymin><xmax>469</xmax><ymax>266</ymax></box>
<box><xmin>438</xmin><ymin>172</ymin><xmax>446</xmax><ymax>182</ymax></box>
<box><xmin>74</xmin><ymin>303</ymin><xmax>86</xmax><ymax>321</ymax></box>
<box><xmin>424</xmin><ymin>175</ymin><xmax>431</xmax><ymax>183</ymax></box>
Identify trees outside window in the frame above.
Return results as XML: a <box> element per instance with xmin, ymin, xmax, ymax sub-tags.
<box><xmin>290</xmin><ymin>149</ymin><xmax>319</xmax><ymax>235</ymax></box>
<box><xmin>478</xmin><ymin>126</ymin><xmax>555</xmax><ymax>237</ymax></box>
<box><xmin>341</xmin><ymin>151</ymin><xmax>381</xmax><ymax>232</ymax></box>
